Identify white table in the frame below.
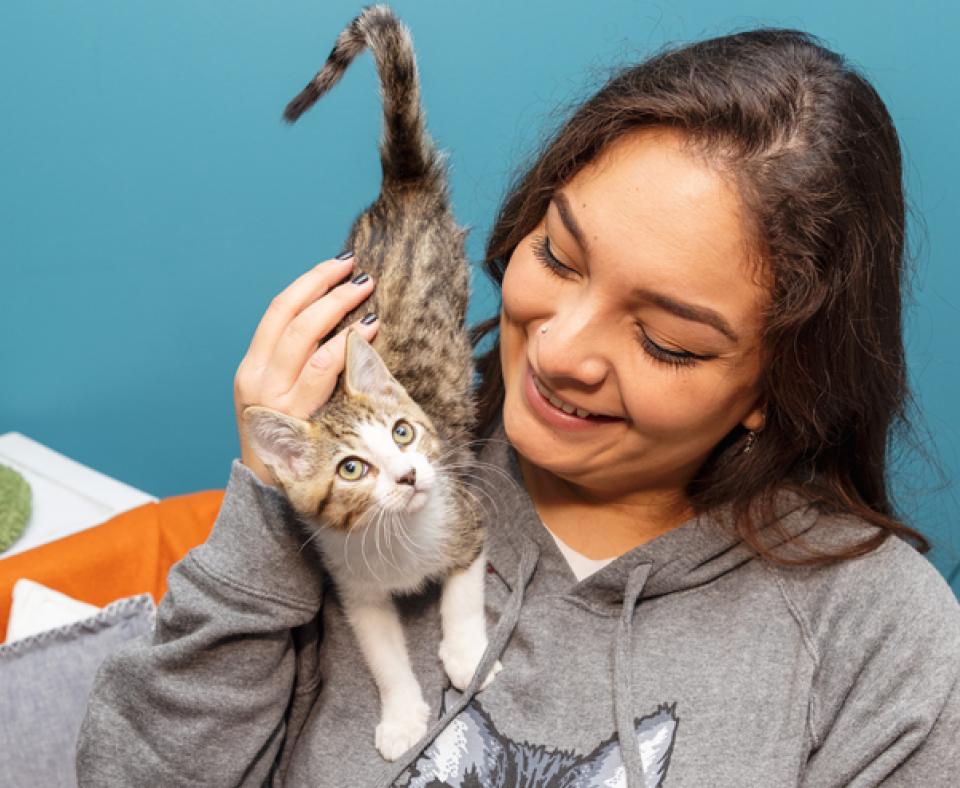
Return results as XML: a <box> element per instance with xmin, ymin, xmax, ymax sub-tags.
<box><xmin>0</xmin><ymin>433</ymin><xmax>158</xmax><ymax>560</ymax></box>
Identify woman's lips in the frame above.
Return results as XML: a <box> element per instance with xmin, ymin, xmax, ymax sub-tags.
<box><xmin>522</xmin><ymin>365</ymin><xmax>622</xmax><ymax>431</ymax></box>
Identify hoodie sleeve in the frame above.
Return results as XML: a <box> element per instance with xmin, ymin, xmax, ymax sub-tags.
<box><xmin>76</xmin><ymin>460</ymin><xmax>327</xmax><ymax>787</ymax></box>
<box><xmin>797</xmin><ymin>537</ymin><xmax>960</xmax><ymax>787</ymax></box>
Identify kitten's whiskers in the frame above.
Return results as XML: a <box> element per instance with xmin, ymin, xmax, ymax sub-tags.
<box><xmin>343</xmin><ymin>503</ymin><xmax>378</xmax><ymax>576</ymax></box>
<box><xmin>295</xmin><ymin>512</ymin><xmax>344</xmax><ymax>561</ymax></box>
<box><xmin>442</xmin><ymin>458</ymin><xmax>521</xmax><ymax>493</ymax></box>
<box><xmin>391</xmin><ymin>513</ymin><xmax>430</xmax><ymax>562</ymax></box>
<box><xmin>375</xmin><ymin>505</ymin><xmax>405</xmax><ymax>575</ymax></box>
<box><xmin>439</xmin><ymin>468</ymin><xmax>505</xmax><ymax>523</ymax></box>
<box><xmin>432</xmin><ymin>436</ymin><xmax>512</xmax><ymax>465</ymax></box>
<box><xmin>359</xmin><ymin>512</ymin><xmax>385</xmax><ymax>583</ymax></box>
<box><xmin>397</xmin><ymin>520</ymin><xmax>430</xmax><ymax>567</ymax></box>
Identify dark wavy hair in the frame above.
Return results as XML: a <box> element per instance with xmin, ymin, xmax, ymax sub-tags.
<box><xmin>471</xmin><ymin>28</ymin><xmax>932</xmax><ymax>567</ymax></box>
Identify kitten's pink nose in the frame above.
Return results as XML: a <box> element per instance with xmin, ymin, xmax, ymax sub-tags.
<box><xmin>396</xmin><ymin>468</ymin><xmax>417</xmax><ymax>486</ymax></box>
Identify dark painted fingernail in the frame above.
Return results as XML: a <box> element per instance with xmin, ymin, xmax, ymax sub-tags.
<box><xmin>360</xmin><ymin>312</ymin><xmax>378</xmax><ymax>325</ymax></box>
<box><xmin>351</xmin><ymin>272</ymin><xmax>370</xmax><ymax>285</ymax></box>
<box><xmin>335</xmin><ymin>250</ymin><xmax>354</xmax><ymax>260</ymax></box>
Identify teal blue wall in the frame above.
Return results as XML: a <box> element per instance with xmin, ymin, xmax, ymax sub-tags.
<box><xmin>2</xmin><ymin>1</ymin><xmax>957</xmax><ymax>590</ymax></box>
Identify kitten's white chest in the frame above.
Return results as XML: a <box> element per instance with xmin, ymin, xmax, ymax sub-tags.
<box><xmin>311</xmin><ymin>485</ymin><xmax>454</xmax><ymax>597</ymax></box>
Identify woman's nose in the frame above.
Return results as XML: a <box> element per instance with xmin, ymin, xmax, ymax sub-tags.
<box><xmin>535</xmin><ymin>305</ymin><xmax>609</xmax><ymax>387</ymax></box>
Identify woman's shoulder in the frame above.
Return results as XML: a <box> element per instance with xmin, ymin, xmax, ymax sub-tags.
<box><xmin>767</xmin><ymin>505</ymin><xmax>960</xmax><ymax>655</ymax></box>
<box><xmin>766</xmin><ymin>504</ymin><xmax>960</xmax><ymax>770</ymax></box>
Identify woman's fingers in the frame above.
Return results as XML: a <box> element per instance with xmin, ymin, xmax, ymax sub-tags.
<box><xmin>264</xmin><ymin>273</ymin><xmax>375</xmax><ymax>397</ymax></box>
<box><xmin>286</xmin><ymin>314</ymin><xmax>380</xmax><ymax>416</ymax></box>
<box><xmin>244</xmin><ymin>255</ymin><xmax>356</xmax><ymax>369</ymax></box>
<box><xmin>233</xmin><ymin>252</ymin><xmax>378</xmax><ymax>485</ymax></box>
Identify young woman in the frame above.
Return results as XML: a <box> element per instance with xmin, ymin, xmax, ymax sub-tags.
<box><xmin>77</xmin><ymin>28</ymin><xmax>959</xmax><ymax>787</ymax></box>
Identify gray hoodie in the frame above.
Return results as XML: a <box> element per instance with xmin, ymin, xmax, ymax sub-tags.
<box><xmin>76</xmin><ymin>427</ymin><xmax>960</xmax><ymax>787</ymax></box>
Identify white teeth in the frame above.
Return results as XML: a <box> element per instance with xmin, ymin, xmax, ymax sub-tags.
<box><xmin>534</xmin><ymin>375</ymin><xmax>593</xmax><ymax>418</ymax></box>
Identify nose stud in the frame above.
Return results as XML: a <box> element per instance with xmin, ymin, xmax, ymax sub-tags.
<box><xmin>539</xmin><ymin>323</ymin><xmax>549</xmax><ymax>335</ymax></box>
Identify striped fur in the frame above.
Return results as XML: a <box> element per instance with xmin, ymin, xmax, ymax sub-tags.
<box><xmin>258</xmin><ymin>3</ymin><xmax>483</xmax><ymax>576</ymax></box>
<box><xmin>284</xmin><ymin>4</ymin><xmax>441</xmax><ymax>187</ymax></box>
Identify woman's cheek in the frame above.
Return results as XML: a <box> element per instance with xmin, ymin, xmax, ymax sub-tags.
<box><xmin>620</xmin><ymin>369</ymin><xmax>708</xmax><ymax>437</ymax></box>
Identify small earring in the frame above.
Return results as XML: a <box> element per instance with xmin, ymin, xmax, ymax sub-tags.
<box><xmin>539</xmin><ymin>324</ymin><xmax>549</xmax><ymax>335</ymax></box>
<box><xmin>741</xmin><ymin>430</ymin><xmax>758</xmax><ymax>455</ymax></box>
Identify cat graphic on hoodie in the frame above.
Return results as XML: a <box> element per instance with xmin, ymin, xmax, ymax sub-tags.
<box><xmin>399</xmin><ymin>687</ymin><xmax>680</xmax><ymax>787</ymax></box>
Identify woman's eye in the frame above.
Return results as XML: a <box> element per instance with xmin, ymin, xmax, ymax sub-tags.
<box><xmin>531</xmin><ymin>234</ymin><xmax>577</xmax><ymax>278</ymax></box>
<box><xmin>637</xmin><ymin>327</ymin><xmax>708</xmax><ymax>369</ymax></box>
<box><xmin>337</xmin><ymin>457</ymin><xmax>369</xmax><ymax>481</ymax></box>
<box><xmin>392</xmin><ymin>419</ymin><xmax>415</xmax><ymax>446</ymax></box>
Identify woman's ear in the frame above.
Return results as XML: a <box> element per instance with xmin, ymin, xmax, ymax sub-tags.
<box><xmin>741</xmin><ymin>399</ymin><xmax>766</xmax><ymax>432</ymax></box>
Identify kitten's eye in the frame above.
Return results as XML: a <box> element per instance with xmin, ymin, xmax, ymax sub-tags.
<box><xmin>337</xmin><ymin>458</ymin><xmax>369</xmax><ymax>481</ymax></box>
<box><xmin>392</xmin><ymin>420</ymin><xmax>415</xmax><ymax>446</ymax></box>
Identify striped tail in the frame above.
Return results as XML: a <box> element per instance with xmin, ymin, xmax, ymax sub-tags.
<box><xmin>283</xmin><ymin>4</ymin><xmax>441</xmax><ymax>185</ymax></box>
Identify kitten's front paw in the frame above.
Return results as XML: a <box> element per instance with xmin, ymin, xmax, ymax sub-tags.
<box><xmin>439</xmin><ymin>637</ymin><xmax>501</xmax><ymax>691</ymax></box>
<box><xmin>375</xmin><ymin>699</ymin><xmax>430</xmax><ymax>761</ymax></box>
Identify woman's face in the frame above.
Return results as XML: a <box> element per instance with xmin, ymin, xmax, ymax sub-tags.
<box><xmin>500</xmin><ymin>126</ymin><xmax>769</xmax><ymax>501</ymax></box>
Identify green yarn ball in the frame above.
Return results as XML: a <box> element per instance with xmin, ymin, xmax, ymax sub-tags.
<box><xmin>0</xmin><ymin>463</ymin><xmax>32</xmax><ymax>553</ymax></box>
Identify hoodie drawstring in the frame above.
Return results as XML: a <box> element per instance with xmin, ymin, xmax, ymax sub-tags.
<box><xmin>378</xmin><ymin>539</ymin><xmax>541</xmax><ymax>788</ymax></box>
<box><xmin>615</xmin><ymin>562</ymin><xmax>653</xmax><ymax>788</ymax></box>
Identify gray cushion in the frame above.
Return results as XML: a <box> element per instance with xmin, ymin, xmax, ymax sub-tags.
<box><xmin>0</xmin><ymin>593</ymin><xmax>155</xmax><ymax>788</ymax></box>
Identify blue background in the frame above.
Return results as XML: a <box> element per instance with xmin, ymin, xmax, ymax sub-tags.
<box><xmin>2</xmin><ymin>1</ymin><xmax>957</xmax><ymax>592</ymax></box>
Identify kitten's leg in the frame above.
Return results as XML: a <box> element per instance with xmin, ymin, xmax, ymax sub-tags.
<box><xmin>342</xmin><ymin>593</ymin><xmax>431</xmax><ymax>761</ymax></box>
<box><xmin>438</xmin><ymin>548</ymin><xmax>502</xmax><ymax>692</ymax></box>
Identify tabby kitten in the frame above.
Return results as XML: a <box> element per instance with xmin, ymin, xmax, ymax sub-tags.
<box><xmin>242</xmin><ymin>5</ymin><xmax>497</xmax><ymax>763</ymax></box>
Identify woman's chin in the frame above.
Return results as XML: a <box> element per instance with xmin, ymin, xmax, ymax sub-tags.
<box><xmin>503</xmin><ymin>399</ymin><xmax>633</xmax><ymax>491</ymax></box>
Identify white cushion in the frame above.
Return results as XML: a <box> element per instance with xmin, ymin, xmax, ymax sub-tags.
<box><xmin>5</xmin><ymin>578</ymin><xmax>101</xmax><ymax>643</ymax></box>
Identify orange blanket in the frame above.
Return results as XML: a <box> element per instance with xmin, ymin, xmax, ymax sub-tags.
<box><xmin>0</xmin><ymin>490</ymin><xmax>224</xmax><ymax>638</ymax></box>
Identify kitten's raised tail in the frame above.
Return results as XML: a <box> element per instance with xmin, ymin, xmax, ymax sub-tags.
<box><xmin>283</xmin><ymin>4</ymin><xmax>440</xmax><ymax>185</ymax></box>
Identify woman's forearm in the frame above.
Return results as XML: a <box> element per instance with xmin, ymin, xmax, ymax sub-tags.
<box><xmin>76</xmin><ymin>460</ymin><xmax>328</xmax><ymax>786</ymax></box>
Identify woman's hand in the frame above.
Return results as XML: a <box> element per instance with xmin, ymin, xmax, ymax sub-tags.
<box><xmin>234</xmin><ymin>253</ymin><xmax>378</xmax><ymax>485</ymax></box>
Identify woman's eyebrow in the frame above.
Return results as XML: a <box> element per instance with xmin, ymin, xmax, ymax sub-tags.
<box><xmin>635</xmin><ymin>288</ymin><xmax>740</xmax><ymax>343</ymax></box>
<box><xmin>552</xmin><ymin>192</ymin><xmax>590</xmax><ymax>252</ymax></box>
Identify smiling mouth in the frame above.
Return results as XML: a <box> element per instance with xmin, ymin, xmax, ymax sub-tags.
<box><xmin>532</xmin><ymin>375</ymin><xmax>596</xmax><ymax>417</ymax></box>
<box><xmin>531</xmin><ymin>373</ymin><xmax>621</xmax><ymax>422</ymax></box>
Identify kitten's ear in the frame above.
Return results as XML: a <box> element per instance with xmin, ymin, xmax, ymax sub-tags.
<box><xmin>242</xmin><ymin>406</ymin><xmax>316</xmax><ymax>484</ymax></box>
<box><xmin>344</xmin><ymin>329</ymin><xmax>401</xmax><ymax>400</ymax></box>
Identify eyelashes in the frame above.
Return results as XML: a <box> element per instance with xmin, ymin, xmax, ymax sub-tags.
<box><xmin>531</xmin><ymin>234</ymin><xmax>575</xmax><ymax>277</ymax></box>
<box><xmin>637</xmin><ymin>327</ymin><xmax>699</xmax><ymax>368</ymax></box>
<box><xmin>529</xmin><ymin>233</ymin><xmax>704</xmax><ymax>370</ymax></box>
